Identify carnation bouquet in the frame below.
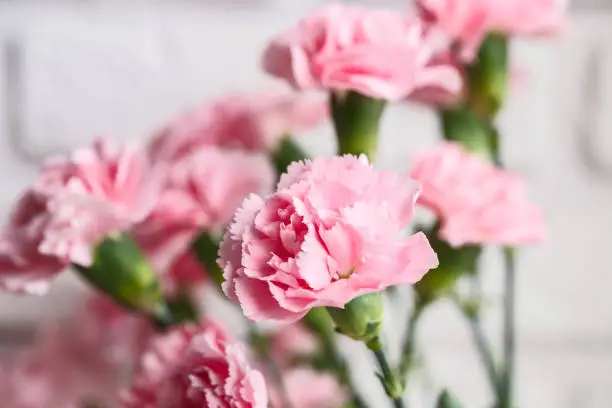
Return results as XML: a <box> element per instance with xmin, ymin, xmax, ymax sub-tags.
<box><xmin>0</xmin><ymin>1</ymin><xmax>566</xmax><ymax>407</ymax></box>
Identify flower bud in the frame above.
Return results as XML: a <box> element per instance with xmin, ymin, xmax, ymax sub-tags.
<box><xmin>74</xmin><ymin>233</ymin><xmax>166</xmax><ymax>317</ymax></box>
<box><xmin>331</xmin><ymin>91</ymin><xmax>386</xmax><ymax>161</ymax></box>
<box><xmin>327</xmin><ymin>292</ymin><xmax>384</xmax><ymax>342</ymax></box>
<box><xmin>414</xmin><ymin>224</ymin><xmax>482</xmax><ymax>303</ymax></box>
<box><xmin>467</xmin><ymin>33</ymin><xmax>509</xmax><ymax>119</ymax></box>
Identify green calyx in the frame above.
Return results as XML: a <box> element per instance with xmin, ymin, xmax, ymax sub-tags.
<box><xmin>75</xmin><ymin>233</ymin><xmax>164</xmax><ymax>314</ymax></box>
<box><xmin>414</xmin><ymin>224</ymin><xmax>482</xmax><ymax>303</ymax></box>
<box><xmin>327</xmin><ymin>292</ymin><xmax>384</xmax><ymax>343</ymax></box>
<box><xmin>467</xmin><ymin>32</ymin><xmax>509</xmax><ymax>119</ymax></box>
<box><xmin>331</xmin><ymin>91</ymin><xmax>386</xmax><ymax>161</ymax></box>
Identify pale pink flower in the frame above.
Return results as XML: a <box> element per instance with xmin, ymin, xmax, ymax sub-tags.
<box><xmin>270</xmin><ymin>323</ymin><xmax>319</xmax><ymax>366</ymax></box>
<box><xmin>417</xmin><ymin>0</ymin><xmax>568</xmax><ymax>62</ymax></box>
<box><xmin>0</xmin><ymin>294</ymin><xmax>151</xmax><ymax>408</ymax></box>
<box><xmin>271</xmin><ymin>368</ymin><xmax>347</xmax><ymax>408</ymax></box>
<box><xmin>219</xmin><ymin>155</ymin><xmax>438</xmax><ymax>322</ymax></box>
<box><xmin>0</xmin><ymin>191</ymin><xmax>67</xmax><ymax>294</ymax></box>
<box><xmin>133</xmin><ymin>146</ymin><xmax>274</xmax><ymax>273</ymax></box>
<box><xmin>409</xmin><ymin>142</ymin><xmax>545</xmax><ymax>246</ymax></box>
<box><xmin>417</xmin><ymin>0</ymin><xmax>490</xmax><ymax>62</ymax></box>
<box><xmin>162</xmin><ymin>249</ymin><xmax>208</xmax><ymax>295</ymax></box>
<box><xmin>149</xmin><ymin>91</ymin><xmax>327</xmax><ymax>163</ymax></box>
<box><xmin>160</xmin><ymin>147</ymin><xmax>275</xmax><ymax>232</ymax></box>
<box><xmin>488</xmin><ymin>0</ymin><xmax>568</xmax><ymax>37</ymax></box>
<box><xmin>121</xmin><ymin>321</ymin><xmax>268</xmax><ymax>408</ymax></box>
<box><xmin>262</xmin><ymin>3</ymin><xmax>461</xmax><ymax>101</ymax></box>
<box><xmin>36</xmin><ymin>138</ymin><xmax>161</xmax><ymax>267</ymax></box>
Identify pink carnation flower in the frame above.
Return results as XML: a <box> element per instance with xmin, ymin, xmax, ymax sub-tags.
<box><xmin>0</xmin><ymin>191</ymin><xmax>67</xmax><ymax>294</ymax></box>
<box><xmin>133</xmin><ymin>146</ymin><xmax>274</xmax><ymax>272</ymax></box>
<box><xmin>0</xmin><ymin>294</ymin><xmax>151</xmax><ymax>408</ymax></box>
<box><xmin>121</xmin><ymin>322</ymin><xmax>268</xmax><ymax>408</ymax></box>
<box><xmin>36</xmin><ymin>138</ymin><xmax>161</xmax><ymax>267</ymax></box>
<box><xmin>149</xmin><ymin>91</ymin><xmax>327</xmax><ymax>163</ymax></box>
<box><xmin>262</xmin><ymin>3</ymin><xmax>461</xmax><ymax>101</ymax></box>
<box><xmin>162</xmin><ymin>249</ymin><xmax>208</xmax><ymax>296</ymax></box>
<box><xmin>409</xmin><ymin>142</ymin><xmax>545</xmax><ymax>246</ymax></box>
<box><xmin>271</xmin><ymin>368</ymin><xmax>347</xmax><ymax>408</ymax></box>
<box><xmin>270</xmin><ymin>323</ymin><xmax>319</xmax><ymax>366</ymax></box>
<box><xmin>417</xmin><ymin>0</ymin><xmax>568</xmax><ymax>62</ymax></box>
<box><xmin>219</xmin><ymin>155</ymin><xmax>438</xmax><ymax>322</ymax></box>
<box><xmin>160</xmin><ymin>147</ymin><xmax>275</xmax><ymax>232</ymax></box>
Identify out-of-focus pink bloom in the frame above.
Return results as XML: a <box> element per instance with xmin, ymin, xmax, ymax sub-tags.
<box><xmin>36</xmin><ymin>138</ymin><xmax>161</xmax><ymax>267</ymax></box>
<box><xmin>162</xmin><ymin>249</ymin><xmax>207</xmax><ymax>295</ymax></box>
<box><xmin>488</xmin><ymin>0</ymin><xmax>568</xmax><ymax>37</ymax></box>
<box><xmin>133</xmin><ymin>146</ymin><xmax>274</xmax><ymax>273</ymax></box>
<box><xmin>270</xmin><ymin>368</ymin><xmax>347</xmax><ymax>408</ymax></box>
<box><xmin>219</xmin><ymin>155</ymin><xmax>438</xmax><ymax>322</ymax></box>
<box><xmin>270</xmin><ymin>323</ymin><xmax>319</xmax><ymax>366</ymax></box>
<box><xmin>130</xmin><ymin>192</ymin><xmax>200</xmax><ymax>274</ymax></box>
<box><xmin>416</xmin><ymin>0</ymin><xmax>568</xmax><ymax>62</ymax></box>
<box><xmin>161</xmin><ymin>147</ymin><xmax>275</xmax><ymax>232</ymax></box>
<box><xmin>121</xmin><ymin>321</ymin><xmax>268</xmax><ymax>408</ymax></box>
<box><xmin>262</xmin><ymin>3</ymin><xmax>461</xmax><ymax>101</ymax></box>
<box><xmin>417</xmin><ymin>0</ymin><xmax>490</xmax><ymax>62</ymax></box>
<box><xmin>149</xmin><ymin>92</ymin><xmax>327</xmax><ymax>163</ymax></box>
<box><xmin>0</xmin><ymin>294</ymin><xmax>152</xmax><ymax>408</ymax></box>
<box><xmin>408</xmin><ymin>51</ymin><xmax>467</xmax><ymax>106</ymax></box>
<box><xmin>0</xmin><ymin>191</ymin><xmax>67</xmax><ymax>294</ymax></box>
<box><xmin>409</xmin><ymin>142</ymin><xmax>546</xmax><ymax>246</ymax></box>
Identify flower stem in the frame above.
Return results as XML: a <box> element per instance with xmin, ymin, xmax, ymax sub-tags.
<box><xmin>367</xmin><ymin>336</ymin><xmax>406</xmax><ymax>408</ymax></box>
<box><xmin>499</xmin><ymin>247</ymin><xmax>516</xmax><ymax>408</ymax></box>
<box><xmin>462</xmin><ymin>306</ymin><xmax>499</xmax><ymax>396</ymax></box>
<box><xmin>398</xmin><ymin>302</ymin><xmax>424</xmax><ymax>386</ymax></box>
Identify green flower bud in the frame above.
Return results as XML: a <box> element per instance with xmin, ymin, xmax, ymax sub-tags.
<box><xmin>74</xmin><ymin>233</ymin><xmax>166</xmax><ymax>316</ymax></box>
<box><xmin>331</xmin><ymin>91</ymin><xmax>386</xmax><ymax>161</ymax></box>
<box><xmin>327</xmin><ymin>292</ymin><xmax>384</xmax><ymax>342</ymax></box>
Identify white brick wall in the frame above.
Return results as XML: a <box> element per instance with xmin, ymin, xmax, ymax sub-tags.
<box><xmin>1</xmin><ymin>3</ymin><xmax>612</xmax><ymax>407</ymax></box>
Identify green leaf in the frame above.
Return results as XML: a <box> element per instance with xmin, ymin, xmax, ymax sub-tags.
<box><xmin>436</xmin><ymin>390</ymin><xmax>464</xmax><ymax>408</ymax></box>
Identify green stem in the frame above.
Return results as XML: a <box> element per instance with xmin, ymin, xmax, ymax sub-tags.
<box><xmin>399</xmin><ymin>302</ymin><xmax>424</xmax><ymax>386</ymax></box>
<box><xmin>499</xmin><ymin>247</ymin><xmax>516</xmax><ymax>408</ymax></box>
<box><xmin>462</xmin><ymin>307</ymin><xmax>499</xmax><ymax>396</ymax></box>
<box><xmin>367</xmin><ymin>336</ymin><xmax>406</xmax><ymax>408</ymax></box>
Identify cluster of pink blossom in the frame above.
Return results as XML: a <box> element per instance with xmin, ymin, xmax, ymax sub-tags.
<box><xmin>0</xmin><ymin>0</ymin><xmax>561</xmax><ymax>406</ymax></box>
